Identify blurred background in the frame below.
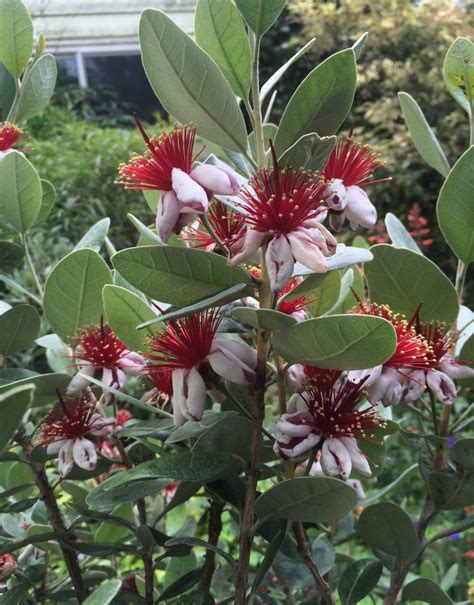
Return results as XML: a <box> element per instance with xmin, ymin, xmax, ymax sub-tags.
<box><xmin>18</xmin><ymin>0</ymin><xmax>474</xmax><ymax>304</ymax></box>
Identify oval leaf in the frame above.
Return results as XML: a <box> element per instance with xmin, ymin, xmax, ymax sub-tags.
<box><xmin>139</xmin><ymin>9</ymin><xmax>248</xmax><ymax>152</ymax></box>
<box><xmin>275</xmin><ymin>49</ymin><xmax>356</xmax><ymax>154</ymax></box>
<box><xmin>402</xmin><ymin>578</ymin><xmax>453</xmax><ymax>605</ymax></box>
<box><xmin>443</xmin><ymin>37</ymin><xmax>473</xmax><ymax>116</ymax></box>
<box><xmin>36</xmin><ymin>179</ymin><xmax>56</xmax><ymax>223</ymax></box>
<box><xmin>233</xmin><ymin>307</ymin><xmax>296</xmax><ymax>331</ymax></box>
<box><xmin>83</xmin><ymin>579</ymin><xmax>122</xmax><ymax>605</ymax></box>
<box><xmin>385</xmin><ymin>212</ymin><xmax>422</xmax><ymax>255</ymax></box>
<box><xmin>44</xmin><ymin>248</ymin><xmax>112</xmax><ymax>343</ymax></box>
<box><xmin>365</xmin><ymin>244</ymin><xmax>459</xmax><ymax>325</ymax></box>
<box><xmin>0</xmin><ymin>151</ymin><xmax>42</xmax><ymax>233</ymax></box>
<box><xmin>338</xmin><ymin>558</ymin><xmax>383</xmax><ymax>605</ymax></box>
<box><xmin>0</xmin><ymin>0</ymin><xmax>33</xmax><ymax>76</ymax></box>
<box><xmin>15</xmin><ymin>53</ymin><xmax>57</xmax><ymax>121</ymax></box>
<box><xmin>0</xmin><ymin>304</ymin><xmax>40</xmax><ymax>355</ymax></box>
<box><xmin>255</xmin><ymin>477</ymin><xmax>358</xmax><ymax>524</ymax></box>
<box><xmin>0</xmin><ymin>371</ymin><xmax>71</xmax><ymax>407</ymax></box>
<box><xmin>279</xmin><ymin>133</ymin><xmax>336</xmax><ymax>172</ymax></box>
<box><xmin>398</xmin><ymin>92</ymin><xmax>450</xmax><ymax>178</ymax></box>
<box><xmin>195</xmin><ymin>0</ymin><xmax>251</xmax><ymax>99</ymax></box>
<box><xmin>102</xmin><ymin>284</ymin><xmax>158</xmax><ymax>351</ymax></box>
<box><xmin>0</xmin><ymin>62</ymin><xmax>16</xmax><ymax>115</ymax></box>
<box><xmin>235</xmin><ymin>0</ymin><xmax>286</xmax><ymax>36</ymax></box>
<box><xmin>437</xmin><ymin>146</ymin><xmax>474</xmax><ymax>264</ymax></box>
<box><xmin>272</xmin><ymin>315</ymin><xmax>396</xmax><ymax>370</ymax></box>
<box><xmin>74</xmin><ymin>217</ymin><xmax>111</xmax><ymax>252</ymax></box>
<box><xmin>112</xmin><ymin>245</ymin><xmax>251</xmax><ymax>306</ymax></box>
<box><xmin>0</xmin><ymin>384</ymin><xmax>35</xmax><ymax>454</ymax></box>
<box><xmin>358</xmin><ymin>502</ymin><xmax>420</xmax><ymax>561</ymax></box>
<box><xmin>0</xmin><ymin>240</ymin><xmax>24</xmax><ymax>272</ymax></box>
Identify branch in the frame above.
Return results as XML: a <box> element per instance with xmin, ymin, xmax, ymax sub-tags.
<box><xmin>199</xmin><ymin>498</ymin><xmax>225</xmax><ymax>594</ymax></box>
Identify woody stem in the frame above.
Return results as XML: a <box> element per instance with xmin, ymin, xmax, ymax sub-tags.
<box><xmin>15</xmin><ymin>425</ymin><xmax>88</xmax><ymax>602</ymax></box>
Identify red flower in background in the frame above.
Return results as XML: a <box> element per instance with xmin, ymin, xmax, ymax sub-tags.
<box><xmin>0</xmin><ymin>121</ymin><xmax>23</xmax><ymax>155</ymax></box>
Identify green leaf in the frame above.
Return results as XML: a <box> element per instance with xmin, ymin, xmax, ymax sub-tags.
<box><xmin>308</xmin><ymin>270</ymin><xmax>342</xmax><ymax>316</ymax></box>
<box><xmin>272</xmin><ymin>314</ymin><xmax>396</xmax><ymax>370</ymax></box>
<box><xmin>235</xmin><ymin>0</ymin><xmax>286</xmax><ymax>36</ymax></box>
<box><xmin>338</xmin><ymin>558</ymin><xmax>383</xmax><ymax>605</ymax></box>
<box><xmin>103</xmin><ymin>284</ymin><xmax>158</xmax><ymax>351</ymax></box>
<box><xmin>44</xmin><ymin>248</ymin><xmax>112</xmax><ymax>343</ymax></box>
<box><xmin>94</xmin><ymin>502</ymin><xmax>133</xmax><ymax>544</ymax></box>
<box><xmin>279</xmin><ymin>133</ymin><xmax>336</xmax><ymax>172</ymax></box>
<box><xmin>74</xmin><ymin>218</ymin><xmax>110</xmax><ymax>252</ymax></box>
<box><xmin>15</xmin><ymin>54</ymin><xmax>57</xmax><ymax>121</ymax></box>
<box><xmin>398</xmin><ymin>92</ymin><xmax>450</xmax><ymax>178</ymax></box>
<box><xmin>0</xmin><ymin>0</ymin><xmax>33</xmax><ymax>76</ymax></box>
<box><xmin>365</xmin><ymin>245</ymin><xmax>459</xmax><ymax>325</ymax></box>
<box><xmin>352</xmin><ymin>32</ymin><xmax>368</xmax><ymax>60</ymax></box>
<box><xmin>83</xmin><ymin>579</ymin><xmax>122</xmax><ymax>605</ymax></box>
<box><xmin>0</xmin><ymin>62</ymin><xmax>16</xmax><ymax>115</ymax></box>
<box><xmin>232</xmin><ymin>307</ymin><xmax>296</xmax><ymax>331</ymax></box>
<box><xmin>260</xmin><ymin>38</ymin><xmax>316</xmax><ymax>103</ymax></box>
<box><xmin>143</xmin><ymin>282</ymin><xmax>252</xmax><ymax>329</ymax></box>
<box><xmin>274</xmin><ymin>49</ymin><xmax>356</xmax><ymax>155</ymax></box>
<box><xmin>440</xmin><ymin>563</ymin><xmax>458</xmax><ymax>592</ymax></box>
<box><xmin>385</xmin><ymin>212</ymin><xmax>422</xmax><ymax>255</ymax></box>
<box><xmin>443</xmin><ymin>37</ymin><xmax>473</xmax><ymax>116</ymax></box>
<box><xmin>255</xmin><ymin>477</ymin><xmax>358</xmax><ymax>524</ymax></box>
<box><xmin>0</xmin><ymin>151</ymin><xmax>42</xmax><ymax>233</ymax></box>
<box><xmin>0</xmin><ymin>384</ymin><xmax>34</xmax><ymax>454</ymax></box>
<box><xmin>139</xmin><ymin>9</ymin><xmax>248</xmax><ymax>152</ymax></box>
<box><xmin>274</xmin><ymin>535</ymin><xmax>335</xmax><ymax>589</ymax></box>
<box><xmin>112</xmin><ymin>245</ymin><xmax>251</xmax><ymax>307</ymax></box>
<box><xmin>86</xmin><ymin>452</ymin><xmax>243</xmax><ymax>510</ymax></box>
<box><xmin>0</xmin><ymin>303</ymin><xmax>40</xmax><ymax>355</ymax></box>
<box><xmin>35</xmin><ymin>179</ymin><xmax>56</xmax><ymax>223</ymax></box>
<box><xmin>361</xmin><ymin>463</ymin><xmax>417</xmax><ymax>507</ymax></box>
<box><xmin>451</xmin><ymin>438</ymin><xmax>474</xmax><ymax>471</ymax></box>
<box><xmin>0</xmin><ymin>583</ymin><xmax>28</xmax><ymax>604</ymax></box>
<box><xmin>166</xmin><ymin>411</ymin><xmax>237</xmax><ymax>444</ymax></box>
<box><xmin>127</xmin><ymin>212</ymin><xmax>162</xmax><ymax>245</ymax></box>
<box><xmin>402</xmin><ymin>578</ymin><xmax>453</xmax><ymax>605</ymax></box>
<box><xmin>252</xmin><ymin>525</ymin><xmax>288</xmax><ymax>594</ymax></box>
<box><xmin>437</xmin><ymin>146</ymin><xmax>474</xmax><ymax>264</ymax></box>
<box><xmin>195</xmin><ymin>0</ymin><xmax>251</xmax><ymax>100</ymax></box>
<box><xmin>194</xmin><ymin>415</ymin><xmax>253</xmax><ymax>461</ymax></box>
<box><xmin>0</xmin><ymin>371</ymin><xmax>70</xmax><ymax>407</ymax></box>
<box><xmin>358</xmin><ymin>502</ymin><xmax>420</xmax><ymax>561</ymax></box>
<box><xmin>159</xmin><ymin>568</ymin><xmax>202</xmax><ymax>602</ymax></box>
<box><xmin>0</xmin><ymin>240</ymin><xmax>23</xmax><ymax>272</ymax></box>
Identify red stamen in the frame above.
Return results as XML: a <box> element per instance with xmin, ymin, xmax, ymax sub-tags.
<box><xmin>73</xmin><ymin>324</ymin><xmax>128</xmax><ymax>369</ymax></box>
<box><xmin>182</xmin><ymin>201</ymin><xmax>246</xmax><ymax>249</ymax></box>
<box><xmin>146</xmin><ymin>309</ymin><xmax>223</xmax><ymax>371</ymax></box>
<box><xmin>116</xmin><ymin>123</ymin><xmax>197</xmax><ymax>191</ymax></box>
<box><xmin>38</xmin><ymin>397</ymin><xmax>101</xmax><ymax>443</ymax></box>
<box><xmin>277</xmin><ymin>279</ymin><xmax>309</xmax><ymax>315</ymax></box>
<box><xmin>0</xmin><ymin>122</ymin><xmax>23</xmax><ymax>152</ymax></box>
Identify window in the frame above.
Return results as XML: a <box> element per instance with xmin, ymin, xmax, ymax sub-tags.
<box><xmin>57</xmin><ymin>55</ymin><xmax>79</xmax><ymax>86</ymax></box>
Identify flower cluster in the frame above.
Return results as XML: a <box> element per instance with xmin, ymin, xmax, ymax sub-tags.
<box><xmin>37</xmin><ymin>396</ymin><xmax>115</xmax><ymax>477</ymax></box>
<box><xmin>146</xmin><ymin>309</ymin><xmax>256</xmax><ymax>425</ymax></box>
<box><xmin>274</xmin><ymin>369</ymin><xmax>385</xmax><ymax>480</ymax></box>
<box><xmin>117</xmin><ymin>120</ymin><xmax>239</xmax><ymax>241</ymax></box>
<box><xmin>67</xmin><ymin>320</ymin><xmax>145</xmax><ymax>401</ymax></box>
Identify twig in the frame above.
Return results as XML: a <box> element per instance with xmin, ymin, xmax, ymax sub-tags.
<box><xmin>293</xmin><ymin>522</ymin><xmax>335</xmax><ymax>605</ymax></box>
<box><xmin>199</xmin><ymin>498</ymin><xmax>225</xmax><ymax>594</ymax></box>
<box><xmin>15</xmin><ymin>425</ymin><xmax>87</xmax><ymax>602</ymax></box>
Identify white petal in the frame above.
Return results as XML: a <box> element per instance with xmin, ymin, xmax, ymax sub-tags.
<box><xmin>285</xmin><ymin>365</ymin><xmax>306</xmax><ymax>391</ymax></box>
<box><xmin>367</xmin><ymin>367</ymin><xmax>399</xmax><ymax>404</ymax></box>
<box><xmin>345</xmin><ymin>186</ymin><xmax>377</xmax><ymax>230</ymax></box>
<box><xmin>183</xmin><ymin>367</ymin><xmax>208</xmax><ymax>421</ymax></box>
<box><xmin>66</xmin><ymin>365</ymin><xmax>95</xmax><ymax>395</ymax></box>
<box><xmin>207</xmin><ymin>348</ymin><xmax>256</xmax><ymax>384</ymax></box>
<box><xmin>47</xmin><ymin>439</ymin><xmax>67</xmax><ymax>455</ymax></box>
<box><xmin>325</xmin><ymin>179</ymin><xmax>348</xmax><ymax>211</ymax></box>
<box><xmin>439</xmin><ymin>354</ymin><xmax>474</xmax><ymax>380</ymax></box>
<box><xmin>228</xmin><ymin>229</ymin><xmax>265</xmax><ymax>266</ymax></box>
<box><xmin>286</xmin><ymin>391</ymin><xmax>308</xmax><ymax>413</ymax></box>
<box><xmin>320</xmin><ymin>438</ymin><xmax>352</xmax><ymax>480</ymax></box>
<box><xmin>265</xmin><ymin>235</ymin><xmax>294</xmax><ymax>291</ymax></box>
<box><xmin>190</xmin><ymin>164</ymin><xmax>239</xmax><ymax>195</ymax></box>
<box><xmin>348</xmin><ymin>365</ymin><xmax>382</xmax><ymax>386</ymax></box>
<box><xmin>339</xmin><ymin>437</ymin><xmax>371</xmax><ymax>477</ymax></box>
<box><xmin>287</xmin><ymin>231</ymin><xmax>328</xmax><ymax>274</ymax></box>
<box><xmin>172</xmin><ymin>168</ymin><xmax>208</xmax><ymax>212</ymax></box>
<box><xmin>400</xmin><ymin>370</ymin><xmax>426</xmax><ymax>403</ymax></box>
<box><xmin>156</xmin><ymin>189</ymin><xmax>180</xmax><ymax>242</ymax></box>
<box><xmin>171</xmin><ymin>368</ymin><xmax>187</xmax><ymax>426</ymax></box>
<box><xmin>119</xmin><ymin>351</ymin><xmax>145</xmax><ymax>375</ymax></box>
<box><xmin>426</xmin><ymin>370</ymin><xmax>457</xmax><ymax>405</ymax></box>
<box><xmin>58</xmin><ymin>440</ymin><xmax>75</xmax><ymax>477</ymax></box>
<box><xmin>72</xmin><ymin>438</ymin><xmax>97</xmax><ymax>471</ymax></box>
<box><xmin>102</xmin><ymin>368</ymin><xmax>126</xmax><ymax>390</ymax></box>
<box><xmin>279</xmin><ymin>433</ymin><xmax>321</xmax><ymax>458</ymax></box>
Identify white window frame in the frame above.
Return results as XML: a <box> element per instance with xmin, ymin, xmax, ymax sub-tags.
<box><xmin>54</xmin><ymin>43</ymin><xmax>141</xmax><ymax>88</ymax></box>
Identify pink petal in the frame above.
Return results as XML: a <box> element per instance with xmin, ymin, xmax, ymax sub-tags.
<box><xmin>439</xmin><ymin>354</ymin><xmax>474</xmax><ymax>380</ymax></box>
<box><xmin>156</xmin><ymin>189</ymin><xmax>181</xmax><ymax>242</ymax></box>
<box><xmin>119</xmin><ymin>351</ymin><xmax>145</xmax><ymax>375</ymax></box>
<box><xmin>172</xmin><ymin>168</ymin><xmax>208</xmax><ymax>212</ymax></box>
<box><xmin>66</xmin><ymin>364</ymin><xmax>95</xmax><ymax>395</ymax></box>
<box><xmin>339</xmin><ymin>437</ymin><xmax>371</xmax><ymax>477</ymax></box>
<box><xmin>287</xmin><ymin>231</ymin><xmax>327</xmax><ymax>274</ymax></box>
<box><xmin>58</xmin><ymin>440</ymin><xmax>75</xmax><ymax>477</ymax></box>
<box><xmin>72</xmin><ymin>438</ymin><xmax>97</xmax><ymax>471</ymax></box>
<box><xmin>345</xmin><ymin>186</ymin><xmax>377</xmax><ymax>230</ymax></box>
<box><xmin>190</xmin><ymin>164</ymin><xmax>239</xmax><ymax>195</ymax></box>
<box><xmin>265</xmin><ymin>235</ymin><xmax>294</xmax><ymax>291</ymax></box>
<box><xmin>426</xmin><ymin>370</ymin><xmax>457</xmax><ymax>404</ymax></box>
<box><xmin>228</xmin><ymin>229</ymin><xmax>265</xmax><ymax>266</ymax></box>
<box><xmin>321</xmin><ymin>438</ymin><xmax>352</xmax><ymax>480</ymax></box>
<box><xmin>324</xmin><ymin>179</ymin><xmax>348</xmax><ymax>211</ymax></box>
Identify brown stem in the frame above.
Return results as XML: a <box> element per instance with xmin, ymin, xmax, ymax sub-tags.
<box><xmin>113</xmin><ymin>437</ymin><xmax>154</xmax><ymax>605</ymax></box>
<box><xmin>275</xmin><ymin>354</ymin><xmax>287</xmax><ymax>415</ymax></box>
<box><xmin>293</xmin><ymin>522</ymin><xmax>335</xmax><ymax>605</ymax></box>
<box><xmin>235</xmin><ymin>252</ymin><xmax>272</xmax><ymax>605</ymax></box>
<box><xmin>199</xmin><ymin>498</ymin><xmax>224</xmax><ymax>595</ymax></box>
<box><xmin>15</xmin><ymin>425</ymin><xmax>88</xmax><ymax>602</ymax></box>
